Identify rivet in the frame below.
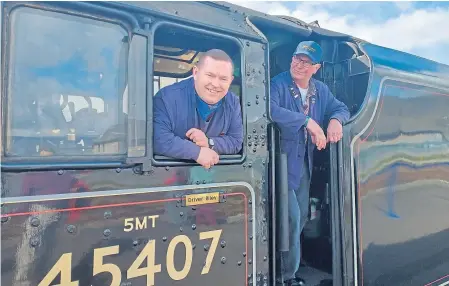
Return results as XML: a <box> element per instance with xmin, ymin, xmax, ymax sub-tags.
<box><xmin>203</xmin><ymin>180</ymin><xmax>206</xmax><ymax>184</ymax></box>
<box><xmin>262</xmin><ymin>80</ymin><xmax>266</xmax><ymax>84</ymax></box>
<box><xmin>249</xmin><ymin>259</ymin><xmax>252</xmax><ymax>264</ymax></box>
<box><xmin>192</xmin><ymin>224</ymin><xmax>197</xmax><ymax>230</ymax></box>
<box><xmin>257</xmin><ymin>276</ymin><xmax>261</xmax><ymax>282</ymax></box>
<box><xmin>261</xmin><ymin>125</ymin><xmax>265</xmax><ymax>129</ymax></box>
<box><xmin>243</xmin><ymin>252</ymin><xmax>247</xmax><ymax>257</ymax></box>
<box><xmin>248</xmin><ymin>163</ymin><xmax>252</xmax><ymax>168</ymax></box>
<box><xmin>256</xmin><ymin>100</ymin><xmax>259</xmax><ymax>105</ymax></box>
<box><xmin>221</xmin><ymin>257</ymin><xmax>227</xmax><ymax>264</ymax></box>
<box><xmin>30</xmin><ymin>217</ymin><xmax>40</xmax><ymax>227</ymax></box>
<box><xmin>262</xmin><ymin>198</ymin><xmax>267</xmax><ymax>203</ymax></box>
<box><xmin>253</xmin><ymin>129</ymin><xmax>256</xmax><ymax>133</ymax></box>
<box><xmin>253</xmin><ymin>148</ymin><xmax>257</xmax><ymax>152</ymax></box>
<box><xmin>115</xmin><ymin>168</ymin><xmax>121</xmax><ymax>173</ymax></box>
<box><xmin>263</xmin><ymin>218</ymin><xmax>267</xmax><ymax>222</ymax></box>
<box><xmin>67</xmin><ymin>225</ymin><xmax>76</xmax><ymax>234</ymax></box>
<box><xmin>262</xmin><ymin>63</ymin><xmax>266</xmax><ymax>67</ymax></box>
<box><xmin>248</xmin><ymin>135</ymin><xmax>252</xmax><ymax>139</ymax></box>
<box><xmin>247</xmin><ymin>72</ymin><xmax>250</xmax><ymax>76</ymax></box>
<box><xmin>261</xmin><ymin>134</ymin><xmax>265</xmax><ymax>139</ymax></box>
<box><xmin>256</xmin><ymin>95</ymin><xmax>259</xmax><ymax>99</ymax></box>
<box><xmin>254</xmin><ymin>135</ymin><xmax>258</xmax><ymax>139</ymax></box>
<box><xmin>180</xmin><ymin>212</ymin><xmax>184</xmax><ymax>217</ymax></box>
<box><xmin>103</xmin><ymin>229</ymin><xmax>111</xmax><ymax>237</ymax></box>
<box><xmin>238</xmin><ymin>261</ymin><xmax>242</xmax><ymax>266</ymax></box>
<box><xmin>264</xmin><ymin>256</ymin><xmax>268</xmax><ymax>261</ymax></box>
<box><xmin>248</xmin><ymin>142</ymin><xmax>252</xmax><ymax>147</ymax></box>
<box><xmin>174</xmin><ymin>10</ymin><xmax>178</xmax><ymax>14</ymax></box>
<box><xmin>262</xmin><ymin>160</ymin><xmax>266</xmax><ymax>165</ymax></box>
<box><xmin>193</xmin><ymin>244</ymin><xmax>196</xmax><ymax>249</ymax></box>
<box><xmin>249</xmin><ymin>199</ymin><xmax>252</xmax><ymax>204</ymax></box>
<box><xmin>204</xmin><ymin>244</ymin><xmax>210</xmax><ymax>251</ymax></box>
<box><xmin>263</xmin><ymin>236</ymin><xmax>267</xmax><ymax>242</ymax></box>
<box><xmin>104</xmin><ymin>211</ymin><xmax>112</xmax><ymax>219</ymax></box>
<box><xmin>249</xmin><ymin>235</ymin><xmax>253</xmax><ymax>240</ymax></box>
<box><xmin>247</xmin><ymin>101</ymin><xmax>251</xmax><ymax>106</ymax></box>
<box><xmin>263</xmin><ymin>113</ymin><xmax>267</xmax><ymax>117</ymax></box>
<box><xmin>180</xmin><ymin>227</ymin><xmax>183</xmax><ymax>232</ymax></box>
<box><xmin>254</xmin><ymin>142</ymin><xmax>258</xmax><ymax>147</ymax></box>
<box><xmin>249</xmin><ymin>217</ymin><xmax>253</xmax><ymax>222</ymax></box>
<box><xmin>30</xmin><ymin>237</ymin><xmax>39</xmax><ymax>247</ymax></box>
<box><xmin>220</xmin><ymin>240</ymin><xmax>226</xmax><ymax>248</ymax></box>
<box><xmin>262</xmin><ymin>142</ymin><xmax>265</xmax><ymax>147</ymax></box>
<box><xmin>264</xmin><ymin>96</ymin><xmax>267</xmax><ymax>100</ymax></box>
<box><xmin>246</xmin><ymin>41</ymin><xmax>250</xmax><ymax>46</ymax></box>
<box><xmin>163</xmin><ymin>237</ymin><xmax>167</xmax><ymax>242</ymax></box>
<box><xmin>165</xmin><ymin>166</ymin><xmax>170</xmax><ymax>171</ymax></box>
<box><xmin>133</xmin><ymin>240</ymin><xmax>138</xmax><ymax>246</ymax></box>
<box><xmin>57</xmin><ymin>170</ymin><xmax>64</xmax><ymax>175</ymax></box>
<box><xmin>192</xmin><ymin>207</ymin><xmax>196</xmax><ymax>211</ymax></box>
<box><xmin>262</xmin><ymin>46</ymin><xmax>266</xmax><ymax>50</ymax></box>
<box><xmin>196</xmin><ymin>181</ymin><xmax>200</xmax><ymax>185</ymax></box>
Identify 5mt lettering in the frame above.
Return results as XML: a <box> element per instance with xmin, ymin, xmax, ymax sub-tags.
<box><xmin>38</xmin><ymin>230</ymin><xmax>222</xmax><ymax>286</ymax></box>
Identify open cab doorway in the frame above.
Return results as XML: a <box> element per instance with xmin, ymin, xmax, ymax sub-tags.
<box><xmin>247</xmin><ymin>14</ymin><xmax>371</xmax><ymax>286</ymax></box>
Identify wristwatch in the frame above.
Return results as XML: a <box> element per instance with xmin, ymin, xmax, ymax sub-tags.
<box><xmin>208</xmin><ymin>138</ymin><xmax>215</xmax><ymax>150</ymax></box>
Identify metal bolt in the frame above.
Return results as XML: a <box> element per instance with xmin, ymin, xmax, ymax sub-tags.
<box><xmin>163</xmin><ymin>237</ymin><xmax>167</xmax><ymax>242</ymax></box>
<box><xmin>238</xmin><ymin>261</ymin><xmax>242</xmax><ymax>266</ymax></box>
<box><xmin>248</xmin><ymin>135</ymin><xmax>251</xmax><ymax>139</ymax></box>
<box><xmin>104</xmin><ymin>211</ymin><xmax>112</xmax><ymax>219</ymax></box>
<box><xmin>57</xmin><ymin>170</ymin><xmax>64</xmax><ymax>175</ymax></box>
<box><xmin>30</xmin><ymin>237</ymin><xmax>39</xmax><ymax>247</ymax></box>
<box><xmin>67</xmin><ymin>225</ymin><xmax>76</xmax><ymax>234</ymax></box>
<box><xmin>256</xmin><ymin>100</ymin><xmax>259</xmax><ymax>105</ymax></box>
<box><xmin>221</xmin><ymin>257</ymin><xmax>227</xmax><ymax>264</ymax></box>
<box><xmin>180</xmin><ymin>212</ymin><xmax>184</xmax><ymax>217</ymax></box>
<box><xmin>220</xmin><ymin>240</ymin><xmax>227</xmax><ymax>248</ymax></box>
<box><xmin>243</xmin><ymin>252</ymin><xmax>247</xmax><ymax>257</ymax></box>
<box><xmin>103</xmin><ymin>229</ymin><xmax>111</xmax><ymax>237</ymax></box>
<box><xmin>133</xmin><ymin>240</ymin><xmax>138</xmax><ymax>246</ymax></box>
<box><xmin>253</xmin><ymin>129</ymin><xmax>256</xmax><ymax>133</ymax></box>
<box><xmin>31</xmin><ymin>217</ymin><xmax>40</xmax><ymax>227</ymax></box>
<box><xmin>192</xmin><ymin>224</ymin><xmax>197</xmax><ymax>230</ymax></box>
<box><xmin>248</xmin><ymin>142</ymin><xmax>252</xmax><ymax>147</ymax></box>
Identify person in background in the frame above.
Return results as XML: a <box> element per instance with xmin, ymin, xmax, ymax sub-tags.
<box><xmin>270</xmin><ymin>40</ymin><xmax>350</xmax><ymax>286</ymax></box>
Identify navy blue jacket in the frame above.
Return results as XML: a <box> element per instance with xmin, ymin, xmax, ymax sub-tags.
<box><xmin>270</xmin><ymin>71</ymin><xmax>350</xmax><ymax>191</ymax></box>
<box><xmin>153</xmin><ymin>78</ymin><xmax>243</xmax><ymax>160</ymax></box>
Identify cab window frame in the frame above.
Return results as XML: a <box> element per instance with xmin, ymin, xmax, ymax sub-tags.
<box><xmin>149</xmin><ymin>21</ymin><xmax>247</xmax><ymax>167</ymax></box>
<box><xmin>0</xmin><ymin>2</ymin><xmax>146</xmax><ymax>170</ymax></box>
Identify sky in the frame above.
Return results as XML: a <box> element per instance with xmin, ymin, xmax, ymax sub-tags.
<box><xmin>229</xmin><ymin>1</ymin><xmax>449</xmax><ymax>65</ymax></box>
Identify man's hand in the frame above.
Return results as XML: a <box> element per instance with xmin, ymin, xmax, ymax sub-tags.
<box><xmin>186</xmin><ymin>128</ymin><xmax>208</xmax><ymax>147</ymax></box>
<box><xmin>306</xmin><ymin>118</ymin><xmax>327</xmax><ymax>150</ymax></box>
<box><xmin>327</xmin><ymin>119</ymin><xmax>343</xmax><ymax>143</ymax></box>
<box><xmin>196</xmin><ymin>147</ymin><xmax>219</xmax><ymax>169</ymax></box>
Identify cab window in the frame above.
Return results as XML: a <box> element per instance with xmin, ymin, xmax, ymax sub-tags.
<box><xmin>5</xmin><ymin>7</ymin><xmax>128</xmax><ymax>157</ymax></box>
<box><xmin>152</xmin><ymin>24</ymin><xmax>244</xmax><ymax>164</ymax></box>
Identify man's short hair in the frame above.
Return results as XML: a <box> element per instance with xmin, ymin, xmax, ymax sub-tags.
<box><xmin>196</xmin><ymin>49</ymin><xmax>234</xmax><ymax>72</ymax></box>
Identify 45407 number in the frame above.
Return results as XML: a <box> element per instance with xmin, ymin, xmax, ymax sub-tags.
<box><xmin>38</xmin><ymin>229</ymin><xmax>222</xmax><ymax>286</ymax></box>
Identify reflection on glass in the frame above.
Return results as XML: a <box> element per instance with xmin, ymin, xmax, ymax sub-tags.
<box><xmin>6</xmin><ymin>7</ymin><xmax>128</xmax><ymax>157</ymax></box>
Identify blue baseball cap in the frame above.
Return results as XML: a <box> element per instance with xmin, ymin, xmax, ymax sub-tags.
<box><xmin>293</xmin><ymin>41</ymin><xmax>322</xmax><ymax>64</ymax></box>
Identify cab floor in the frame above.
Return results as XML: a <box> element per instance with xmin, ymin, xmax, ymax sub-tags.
<box><xmin>297</xmin><ymin>265</ymin><xmax>332</xmax><ymax>286</ymax></box>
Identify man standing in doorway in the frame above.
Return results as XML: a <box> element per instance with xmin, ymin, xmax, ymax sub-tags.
<box><xmin>270</xmin><ymin>41</ymin><xmax>350</xmax><ymax>286</ymax></box>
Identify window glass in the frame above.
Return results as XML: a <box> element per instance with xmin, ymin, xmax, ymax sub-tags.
<box><xmin>6</xmin><ymin>7</ymin><xmax>128</xmax><ymax>157</ymax></box>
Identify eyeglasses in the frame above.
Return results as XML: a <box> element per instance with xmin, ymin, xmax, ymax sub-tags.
<box><xmin>292</xmin><ymin>56</ymin><xmax>315</xmax><ymax>68</ymax></box>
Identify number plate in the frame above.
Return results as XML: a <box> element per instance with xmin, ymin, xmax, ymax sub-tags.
<box><xmin>1</xmin><ymin>188</ymin><xmax>251</xmax><ymax>286</ymax></box>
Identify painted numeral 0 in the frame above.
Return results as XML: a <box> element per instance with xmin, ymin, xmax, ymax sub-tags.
<box><xmin>38</xmin><ymin>230</ymin><xmax>222</xmax><ymax>286</ymax></box>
